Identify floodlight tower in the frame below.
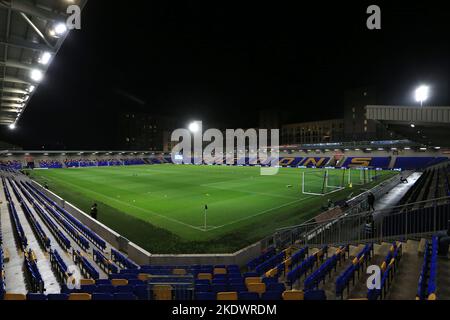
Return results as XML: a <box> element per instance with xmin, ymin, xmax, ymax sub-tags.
<box><xmin>415</xmin><ymin>85</ymin><xmax>429</xmax><ymax>107</ymax></box>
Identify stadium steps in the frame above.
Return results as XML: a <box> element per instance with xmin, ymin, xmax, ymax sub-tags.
<box><xmin>5</xmin><ymin>180</ymin><xmax>61</xmax><ymax>294</ymax></box>
<box><xmin>346</xmin><ymin>242</ymin><xmax>391</xmax><ymax>299</ymax></box>
<box><xmin>385</xmin><ymin>240</ymin><xmax>422</xmax><ymax>300</ymax></box>
<box><xmin>320</xmin><ymin>245</ymin><xmax>361</xmax><ymax>299</ymax></box>
<box><xmin>0</xmin><ymin>182</ymin><xmax>27</xmax><ymax>294</ymax></box>
<box><xmin>18</xmin><ymin>177</ymin><xmax>109</xmax><ymax>279</ymax></box>
<box><xmin>437</xmin><ymin>256</ymin><xmax>450</xmax><ymax>300</ymax></box>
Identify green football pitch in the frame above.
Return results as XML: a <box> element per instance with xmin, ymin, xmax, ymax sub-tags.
<box><xmin>29</xmin><ymin>165</ymin><xmax>396</xmax><ymax>254</ymax></box>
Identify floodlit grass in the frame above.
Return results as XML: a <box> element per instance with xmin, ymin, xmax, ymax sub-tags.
<box><xmin>29</xmin><ymin>165</ymin><xmax>396</xmax><ymax>253</ymax></box>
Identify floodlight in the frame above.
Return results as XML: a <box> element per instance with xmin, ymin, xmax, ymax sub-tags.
<box><xmin>30</xmin><ymin>69</ymin><xmax>44</xmax><ymax>82</ymax></box>
<box><xmin>415</xmin><ymin>85</ymin><xmax>429</xmax><ymax>106</ymax></box>
<box><xmin>188</xmin><ymin>121</ymin><xmax>200</xmax><ymax>133</ymax></box>
<box><xmin>9</xmin><ymin>123</ymin><xmax>16</xmax><ymax>130</ymax></box>
<box><xmin>39</xmin><ymin>52</ymin><xmax>52</xmax><ymax>65</ymax></box>
<box><xmin>410</xmin><ymin>124</ymin><xmax>415</xmax><ymax>128</ymax></box>
<box><xmin>54</xmin><ymin>23</ymin><xmax>67</xmax><ymax>35</ymax></box>
<box><xmin>28</xmin><ymin>85</ymin><xmax>36</xmax><ymax>93</ymax></box>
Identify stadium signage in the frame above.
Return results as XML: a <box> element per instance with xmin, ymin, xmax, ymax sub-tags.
<box><xmin>171</xmin><ymin>121</ymin><xmax>280</xmax><ymax>175</ymax></box>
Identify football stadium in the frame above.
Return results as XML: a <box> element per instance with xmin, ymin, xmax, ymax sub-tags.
<box><xmin>0</xmin><ymin>0</ymin><xmax>450</xmax><ymax>306</ymax></box>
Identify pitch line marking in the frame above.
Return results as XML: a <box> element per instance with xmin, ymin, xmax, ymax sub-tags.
<box><xmin>42</xmin><ymin>175</ymin><xmax>206</xmax><ymax>232</ymax></box>
<box><xmin>212</xmin><ymin>196</ymin><xmax>316</xmax><ymax>231</ymax></box>
<box><xmin>35</xmin><ymin>174</ymin><xmax>315</xmax><ymax>233</ymax></box>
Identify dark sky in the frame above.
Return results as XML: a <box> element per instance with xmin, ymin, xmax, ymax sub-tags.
<box><xmin>1</xmin><ymin>1</ymin><xmax>450</xmax><ymax>149</ymax></box>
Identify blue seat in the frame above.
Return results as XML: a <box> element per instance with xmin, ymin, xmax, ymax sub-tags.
<box><xmin>196</xmin><ymin>292</ymin><xmax>215</xmax><ymax>300</ymax></box>
<box><xmin>114</xmin><ymin>293</ymin><xmax>137</xmax><ymax>300</ymax></box>
<box><xmin>195</xmin><ymin>279</ymin><xmax>210</xmax><ymax>285</ymax></box>
<box><xmin>195</xmin><ymin>284</ymin><xmax>211</xmax><ymax>292</ymax></box>
<box><xmin>128</xmin><ymin>279</ymin><xmax>145</xmax><ymax>285</ymax></box>
<box><xmin>27</xmin><ymin>293</ymin><xmax>47</xmax><ymax>300</ymax></box>
<box><xmin>262</xmin><ymin>277</ymin><xmax>279</xmax><ymax>285</ymax></box>
<box><xmin>115</xmin><ymin>285</ymin><xmax>134</xmax><ymax>293</ymax></box>
<box><xmin>92</xmin><ymin>293</ymin><xmax>114</xmax><ymax>300</ymax></box>
<box><xmin>267</xmin><ymin>282</ymin><xmax>285</xmax><ymax>292</ymax></box>
<box><xmin>96</xmin><ymin>284</ymin><xmax>115</xmax><ymax>293</ymax></box>
<box><xmin>134</xmin><ymin>285</ymin><xmax>149</xmax><ymax>300</ymax></box>
<box><xmin>80</xmin><ymin>284</ymin><xmax>97</xmax><ymax>294</ymax></box>
<box><xmin>238</xmin><ymin>292</ymin><xmax>259</xmax><ymax>300</ymax></box>
<box><xmin>261</xmin><ymin>291</ymin><xmax>282</xmax><ymax>300</ymax></box>
<box><xmin>304</xmin><ymin>290</ymin><xmax>327</xmax><ymax>300</ymax></box>
<box><xmin>47</xmin><ymin>293</ymin><xmax>69</xmax><ymax>300</ymax></box>
<box><xmin>212</xmin><ymin>284</ymin><xmax>228</xmax><ymax>293</ymax></box>
<box><xmin>229</xmin><ymin>284</ymin><xmax>247</xmax><ymax>293</ymax></box>
<box><xmin>96</xmin><ymin>279</ymin><xmax>112</xmax><ymax>285</ymax></box>
<box><xmin>212</xmin><ymin>279</ymin><xmax>227</xmax><ymax>285</ymax></box>
<box><xmin>244</xmin><ymin>272</ymin><xmax>259</xmax><ymax>278</ymax></box>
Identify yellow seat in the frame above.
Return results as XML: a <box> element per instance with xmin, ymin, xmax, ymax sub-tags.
<box><xmin>173</xmin><ymin>268</ymin><xmax>187</xmax><ymax>276</ymax></box>
<box><xmin>153</xmin><ymin>285</ymin><xmax>172</xmax><ymax>300</ymax></box>
<box><xmin>282</xmin><ymin>290</ymin><xmax>304</xmax><ymax>300</ymax></box>
<box><xmin>80</xmin><ymin>279</ymin><xmax>95</xmax><ymax>286</ymax></box>
<box><xmin>214</xmin><ymin>268</ymin><xmax>227</xmax><ymax>275</ymax></box>
<box><xmin>3</xmin><ymin>293</ymin><xmax>26</xmax><ymax>300</ymax></box>
<box><xmin>197</xmin><ymin>273</ymin><xmax>212</xmax><ymax>281</ymax></box>
<box><xmin>69</xmin><ymin>293</ymin><xmax>92</xmax><ymax>300</ymax></box>
<box><xmin>247</xmin><ymin>282</ymin><xmax>266</xmax><ymax>295</ymax></box>
<box><xmin>111</xmin><ymin>279</ymin><xmax>128</xmax><ymax>286</ymax></box>
<box><xmin>428</xmin><ymin>293</ymin><xmax>437</xmax><ymax>300</ymax></box>
<box><xmin>245</xmin><ymin>277</ymin><xmax>261</xmax><ymax>286</ymax></box>
<box><xmin>138</xmin><ymin>273</ymin><xmax>151</xmax><ymax>282</ymax></box>
<box><xmin>217</xmin><ymin>292</ymin><xmax>238</xmax><ymax>300</ymax></box>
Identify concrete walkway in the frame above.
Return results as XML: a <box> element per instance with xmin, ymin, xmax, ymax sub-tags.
<box><xmin>373</xmin><ymin>172</ymin><xmax>422</xmax><ymax>219</ymax></box>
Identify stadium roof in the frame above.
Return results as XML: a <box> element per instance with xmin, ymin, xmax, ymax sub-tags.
<box><xmin>0</xmin><ymin>0</ymin><xmax>87</xmax><ymax>127</ymax></box>
<box><xmin>366</xmin><ymin>105</ymin><xmax>450</xmax><ymax>147</ymax></box>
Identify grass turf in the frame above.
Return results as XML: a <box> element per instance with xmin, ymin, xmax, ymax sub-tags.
<box><xmin>29</xmin><ymin>165</ymin><xmax>396</xmax><ymax>254</ymax></box>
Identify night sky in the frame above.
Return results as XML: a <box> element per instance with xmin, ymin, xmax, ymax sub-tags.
<box><xmin>1</xmin><ymin>1</ymin><xmax>449</xmax><ymax>149</ymax></box>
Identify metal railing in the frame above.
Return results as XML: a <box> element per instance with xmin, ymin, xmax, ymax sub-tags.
<box><xmin>267</xmin><ymin>195</ymin><xmax>450</xmax><ymax>250</ymax></box>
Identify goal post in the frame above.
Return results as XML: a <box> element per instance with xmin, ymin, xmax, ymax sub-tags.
<box><xmin>301</xmin><ymin>168</ymin><xmax>346</xmax><ymax>196</ymax></box>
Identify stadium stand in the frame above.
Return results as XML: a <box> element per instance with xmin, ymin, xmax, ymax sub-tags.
<box><xmin>1</xmin><ymin>153</ymin><xmax>450</xmax><ymax>300</ymax></box>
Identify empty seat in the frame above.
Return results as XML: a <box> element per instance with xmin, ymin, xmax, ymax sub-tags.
<box><xmin>217</xmin><ymin>292</ymin><xmax>238</xmax><ymax>300</ymax></box>
<box><xmin>114</xmin><ymin>293</ymin><xmax>137</xmax><ymax>300</ymax></box>
<box><xmin>69</xmin><ymin>293</ymin><xmax>92</xmax><ymax>300</ymax></box>
<box><xmin>134</xmin><ymin>284</ymin><xmax>149</xmax><ymax>300</ymax></box>
<box><xmin>153</xmin><ymin>285</ymin><xmax>172</xmax><ymax>300</ymax></box>
<box><xmin>80</xmin><ymin>279</ymin><xmax>96</xmax><ymax>285</ymax></box>
<box><xmin>238</xmin><ymin>292</ymin><xmax>260</xmax><ymax>300</ymax></box>
<box><xmin>247</xmin><ymin>282</ymin><xmax>266</xmax><ymax>295</ymax></box>
<box><xmin>197</xmin><ymin>273</ymin><xmax>212</xmax><ymax>281</ymax></box>
<box><xmin>245</xmin><ymin>277</ymin><xmax>261</xmax><ymax>286</ymax></box>
<box><xmin>214</xmin><ymin>268</ymin><xmax>227</xmax><ymax>275</ymax></box>
<box><xmin>115</xmin><ymin>285</ymin><xmax>134</xmax><ymax>293</ymax></box>
<box><xmin>111</xmin><ymin>279</ymin><xmax>128</xmax><ymax>286</ymax></box>
<box><xmin>47</xmin><ymin>294</ymin><xmax>69</xmax><ymax>301</ymax></box>
<box><xmin>92</xmin><ymin>293</ymin><xmax>114</xmax><ymax>300</ymax></box>
<box><xmin>261</xmin><ymin>291</ymin><xmax>282</xmax><ymax>300</ymax></box>
<box><xmin>282</xmin><ymin>290</ymin><xmax>304</xmax><ymax>300</ymax></box>
<box><xmin>304</xmin><ymin>290</ymin><xmax>327</xmax><ymax>300</ymax></box>
<box><xmin>195</xmin><ymin>292</ymin><xmax>215</xmax><ymax>300</ymax></box>
<box><xmin>96</xmin><ymin>284</ymin><xmax>115</xmax><ymax>293</ymax></box>
<box><xmin>4</xmin><ymin>293</ymin><xmax>26</xmax><ymax>300</ymax></box>
<box><xmin>96</xmin><ymin>279</ymin><xmax>112</xmax><ymax>285</ymax></box>
<box><xmin>80</xmin><ymin>284</ymin><xmax>97</xmax><ymax>294</ymax></box>
<box><xmin>27</xmin><ymin>293</ymin><xmax>48</xmax><ymax>301</ymax></box>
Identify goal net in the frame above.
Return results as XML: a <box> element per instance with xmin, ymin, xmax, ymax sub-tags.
<box><xmin>301</xmin><ymin>169</ymin><xmax>346</xmax><ymax>196</ymax></box>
